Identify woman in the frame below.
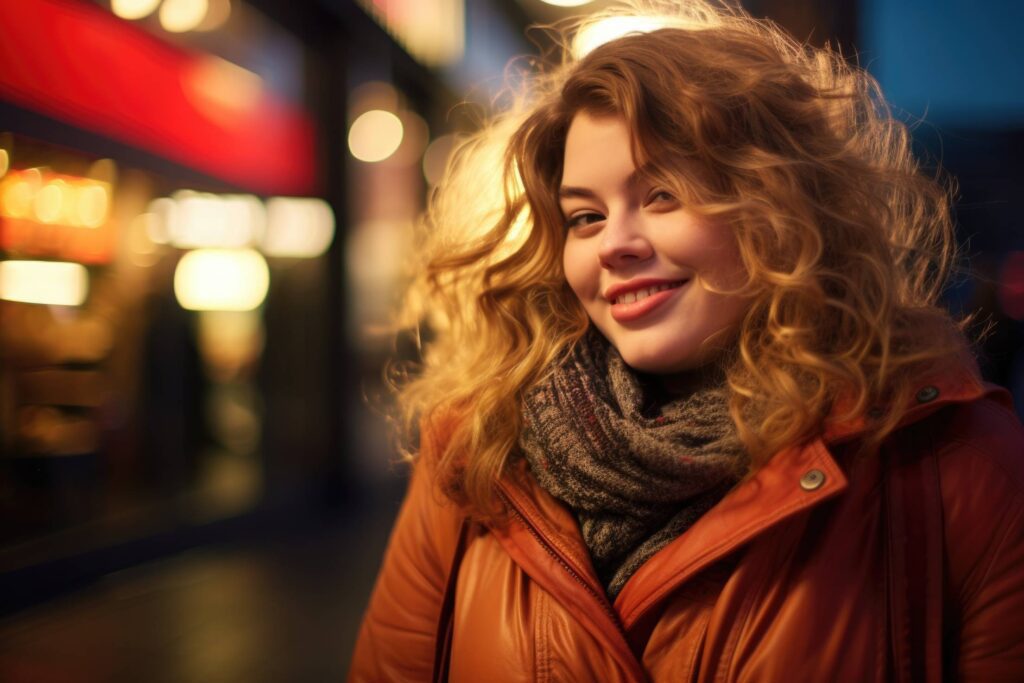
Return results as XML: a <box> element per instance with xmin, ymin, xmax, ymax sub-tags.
<box><xmin>350</xmin><ymin>2</ymin><xmax>1024</xmax><ymax>681</ymax></box>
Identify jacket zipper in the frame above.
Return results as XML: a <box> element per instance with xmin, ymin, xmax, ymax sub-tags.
<box><xmin>498</xmin><ymin>489</ymin><xmax>627</xmax><ymax>637</ymax></box>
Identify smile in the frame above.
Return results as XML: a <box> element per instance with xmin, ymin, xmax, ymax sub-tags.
<box><xmin>607</xmin><ymin>279</ymin><xmax>688</xmax><ymax>323</ymax></box>
<box><xmin>613</xmin><ymin>282</ymin><xmax>681</xmax><ymax>305</ymax></box>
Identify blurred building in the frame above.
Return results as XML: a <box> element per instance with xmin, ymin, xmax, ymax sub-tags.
<box><xmin>0</xmin><ymin>0</ymin><xmax>534</xmax><ymax>612</ymax></box>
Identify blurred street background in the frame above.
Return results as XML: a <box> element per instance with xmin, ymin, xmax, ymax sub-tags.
<box><xmin>0</xmin><ymin>0</ymin><xmax>1022</xmax><ymax>680</ymax></box>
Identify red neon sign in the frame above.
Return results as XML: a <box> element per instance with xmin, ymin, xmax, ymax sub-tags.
<box><xmin>0</xmin><ymin>0</ymin><xmax>317</xmax><ymax>196</ymax></box>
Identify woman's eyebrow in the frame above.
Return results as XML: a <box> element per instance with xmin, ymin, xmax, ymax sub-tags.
<box><xmin>558</xmin><ymin>185</ymin><xmax>598</xmax><ymax>200</ymax></box>
<box><xmin>558</xmin><ymin>165</ymin><xmax>657</xmax><ymax>200</ymax></box>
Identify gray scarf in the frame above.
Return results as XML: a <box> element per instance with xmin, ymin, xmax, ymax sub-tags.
<box><xmin>519</xmin><ymin>331</ymin><xmax>748</xmax><ymax>598</ymax></box>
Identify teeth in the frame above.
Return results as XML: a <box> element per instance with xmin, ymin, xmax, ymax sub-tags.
<box><xmin>615</xmin><ymin>282</ymin><xmax>682</xmax><ymax>305</ymax></box>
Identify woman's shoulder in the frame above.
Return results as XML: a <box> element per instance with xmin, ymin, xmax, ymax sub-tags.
<box><xmin>928</xmin><ymin>384</ymin><xmax>1024</xmax><ymax>494</ymax></box>
<box><xmin>900</xmin><ymin>385</ymin><xmax>1024</xmax><ymax>599</ymax></box>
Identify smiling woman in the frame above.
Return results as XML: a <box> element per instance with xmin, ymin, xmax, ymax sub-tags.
<box><xmin>350</xmin><ymin>1</ymin><xmax>1024</xmax><ymax>681</ymax></box>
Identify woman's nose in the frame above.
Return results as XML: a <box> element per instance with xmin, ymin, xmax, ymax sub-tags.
<box><xmin>598</xmin><ymin>213</ymin><xmax>653</xmax><ymax>270</ymax></box>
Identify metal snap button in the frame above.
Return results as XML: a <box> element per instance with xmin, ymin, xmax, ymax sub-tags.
<box><xmin>915</xmin><ymin>385</ymin><xmax>940</xmax><ymax>404</ymax></box>
<box><xmin>800</xmin><ymin>469</ymin><xmax>826</xmax><ymax>491</ymax></box>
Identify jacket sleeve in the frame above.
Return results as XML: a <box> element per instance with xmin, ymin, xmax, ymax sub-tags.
<box><xmin>942</xmin><ymin>399</ymin><xmax>1024</xmax><ymax>681</ymax></box>
<box><xmin>348</xmin><ymin>441</ymin><xmax>465</xmax><ymax>682</ymax></box>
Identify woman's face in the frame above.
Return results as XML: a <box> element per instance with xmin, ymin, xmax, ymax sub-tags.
<box><xmin>560</xmin><ymin>112</ymin><xmax>750</xmax><ymax>373</ymax></box>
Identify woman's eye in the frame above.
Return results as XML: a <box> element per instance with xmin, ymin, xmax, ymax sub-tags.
<box><xmin>648</xmin><ymin>190</ymin><xmax>676</xmax><ymax>204</ymax></box>
<box><xmin>564</xmin><ymin>212</ymin><xmax>604</xmax><ymax>230</ymax></box>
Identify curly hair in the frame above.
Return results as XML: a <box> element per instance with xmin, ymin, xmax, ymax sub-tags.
<box><xmin>393</xmin><ymin>0</ymin><xmax>970</xmax><ymax>518</ymax></box>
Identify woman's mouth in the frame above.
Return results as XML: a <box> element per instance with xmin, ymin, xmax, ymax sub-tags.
<box><xmin>609</xmin><ymin>280</ymin><xmax>687</xmax><ymax>322</ymax></box>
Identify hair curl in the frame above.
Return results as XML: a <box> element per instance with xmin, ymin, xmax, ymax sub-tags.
<box><xmin>393</xmin><ymin>0</ymin><xmax>971</xmax><ymax>518</ymax></box>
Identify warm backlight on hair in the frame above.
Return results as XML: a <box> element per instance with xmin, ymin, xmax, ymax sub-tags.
<box><xmin>261</xmin><ymin>197</ymin><xmax>335</xmax><ymax>258</ymax></box>
<box><xmin>573</xmin><ymin>16</ymin><xmax>670</xmax><ymax>58</ymax></box>
<box><xmin>111</xmin><ymin>0</ymin><xmax>161</xmax><ymax>20</ymax></box>
<box><xmin>173</xmin><ymin>248</ymin><xmax>269</xmax><ymax>311</ymax></box>
<box><xmin>348</xmin><ymin>110</ymin><xmax>404</xmax><ymax>162</ymax></box>
<box><xmin>540</xmin><ymin>0</ymin><xmax>594</xmax><ymax>6</ymax></box>
<box><xmin>159</xmin><ymin>0</ymin><xmax>208</xmax><ymax>33</ymax></box>
<box><xmin>0</xmin><ymin>260</ymin><xmax>89</xmax><ymax>306</ymax></box>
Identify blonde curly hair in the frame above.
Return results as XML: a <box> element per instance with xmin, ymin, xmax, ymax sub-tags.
<box><xmin>393</xmin><ymin>0</ymin><xmax>970</xmax><ymax>518</ymax></box>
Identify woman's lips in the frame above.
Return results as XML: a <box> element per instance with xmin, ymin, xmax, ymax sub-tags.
<box><xmin>609</xmin><ymin>280</ymin><xmax>687</xmax><ymax>322</ymax></box>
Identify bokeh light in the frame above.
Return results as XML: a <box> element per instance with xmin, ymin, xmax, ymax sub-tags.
<box><xmin>0</xmin><ymin>260</ymin><xmax>89</xmax><ymax>307</ymax></box>
<box><xmin>0</xmin><ymin>169</ymin><xmax>111</xmax><ymax>229</ymax></box>
<box><xmin>1</xmin><ymin>174</ymin><xmax>36</xmax><ymax>219</ymax></box>
<box><xmin>159</xmin><ymin>191</ymin><xmax>264</xmax><ymax>248</ymax></box>
<box><xmin>159</xmin><ymin>0</ymin><xmax>208</xmax><ymax>33</ymax></box>
<box><xmin>111</xmin><ymin>0</ymin><xmax>162</xmax><ymax>21</ymax></box>
<box><xmin>348</xmin><ymin>110</ymin><xmax>404</xmax><ymax>162</ymax></box>
<box><xmin>0</xmin><ymin>149</ymin><xmax>9</xmax><ymax>178</ymax></box>
<box><xmin>195</xmin><ymin>0</ymin><xmax>231</xmax><ymax>31</ymax></box>
<box><xmin>173</xmin><ymin>248</ymin><xmax>269</xmax><ymax>311</ymax></box>
<box><xmin>261</xmin><ymin>197</ymin><xmax>335</xmax><ymax>258</ymax></box>
<box><xmin>422</xmin><ymin>133</ymin><xmax>459</xmax><ymax>186</ymax></box>
<box><xmin>76</xmin><ymin>184</ymin><xmax>110</xmax><ymax>228</ymax></box>
<box><xmin>184</xmin><ymin>55</ymin><xmax>264</xmax><ymax>125</ymax></box>
<box><xmin>33</xmin><ymin>179</ymin><xmax>66</xmax><ymax>224</ymax></box>
<box><xmin>573</xmin><ymin>16</ymin><xmax>671</xmax><ymax>58</ymax></box>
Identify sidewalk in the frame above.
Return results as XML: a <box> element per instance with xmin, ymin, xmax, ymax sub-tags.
<box><xmin>0</xmin><ymin>500</ymin><xmax>400</xmax><ymax>683</ymax></box>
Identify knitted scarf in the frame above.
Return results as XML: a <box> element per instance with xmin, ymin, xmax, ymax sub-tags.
<box><xmin>518</xmin><ymin>331</ymin><xmax>748</xmax><ymax>599</ymax></box>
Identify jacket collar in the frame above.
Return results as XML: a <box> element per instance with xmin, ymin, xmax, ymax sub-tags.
<box><xmin>823</xmin><ymin>357</ymin><xmax>996</xmax><ymax>444</ymax></box>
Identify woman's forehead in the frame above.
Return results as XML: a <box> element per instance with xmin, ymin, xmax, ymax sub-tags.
<box><xmin>561</xmin><ymin>113</ymin><xmax>637</xmax><ymax>188</ymax></box>
<box><xmin>560</xmin><ymin>112</ymin><xmax>693</xmax><ymax>195</ymax></box>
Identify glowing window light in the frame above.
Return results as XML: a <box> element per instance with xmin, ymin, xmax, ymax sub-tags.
<box><xmin>159</xmin><ymin>0</ymin><xmax>208</xmax><ymax>33</ymax></box>
<box><xmin>166</xmin><ymin>191</ymin><xmax>263</xmax><ymax>248</ymax></box>
<box><xmin>0</xmin><ymin>170</ymin><xmax>111</xmax><ymax>228</ymax></box>
<box><xmin>0</xmin><ymin>149</ymin><xmax>8</xmax><ymax>178</ymax></box>
<box><xmin>348</xmin><ymin>110</ymin><xmax>404</xmax><ymax>162</ymax></box>
<box><xmin>540</xmin><ymin>0</ymin><xmax>594</xmax><ymax>6</ymax></box>
<box><xmin>573</xmin><ymin>16</ymin><xmax>671</xmax><ymax>58</ymax></box>
<box><xmin>174</xmin><ymin>248</ymin><xmax>269</xmax><ymax>311</ymax></box>
<box><xmin>261</xmin><ymin>197</ymin><xmax>335</xmax><ymax>258</ymax></box>
<box><xmin>0</xmin><ymin>260</ymin><xmax>88</xmax><ymax>307</ymax></box>
<box><xmin>111</xmin><ymin>0</ymin><xmax>162</xmax><ymax>20</ymax></box>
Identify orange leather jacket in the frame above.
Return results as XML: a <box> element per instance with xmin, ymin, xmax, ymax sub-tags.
<box><xmin>350</xmin><ymin>365</ymin><xmax>1024</xmax><ymax>682</ymax></box>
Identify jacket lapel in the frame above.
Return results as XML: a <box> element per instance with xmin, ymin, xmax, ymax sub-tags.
<box><xmin>614</xmin><ymin>437</ymin><xmax>848</xmax><ymax>629</ymax></box>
